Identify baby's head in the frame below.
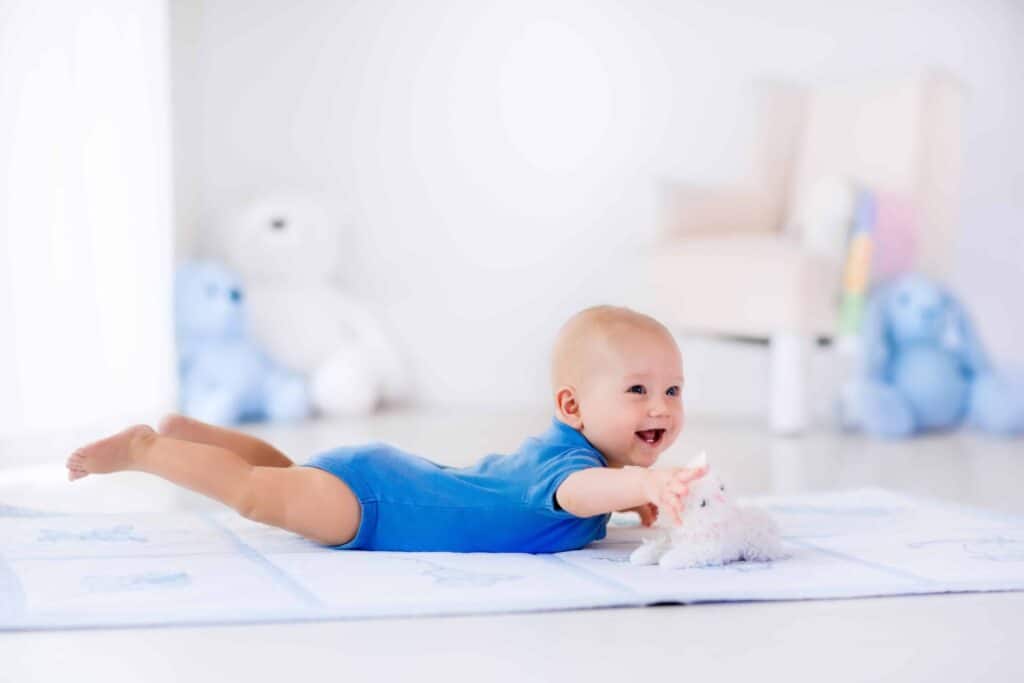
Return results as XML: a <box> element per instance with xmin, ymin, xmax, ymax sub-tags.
<box><xmin>551</xmin><ymin>305</ymin><xmax>684</xmax><ymax>468</ymax></box>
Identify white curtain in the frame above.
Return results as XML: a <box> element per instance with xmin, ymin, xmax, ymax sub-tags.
<box><xmin>0</xmin><ymin>0</ymin><xmax>176</xmax><ymax>439</ymax></box>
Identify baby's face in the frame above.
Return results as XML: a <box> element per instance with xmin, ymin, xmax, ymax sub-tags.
<box><xmin>575</xmin><ymin>329</ymin><xmax>684</xmax><ymax>467</ymax></box>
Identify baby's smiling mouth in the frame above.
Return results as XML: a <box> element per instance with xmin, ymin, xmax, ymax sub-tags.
<box><xmin>635</xmin><ymin>429</ymin><xmax>665</xmax><ymax>445</ymax></box>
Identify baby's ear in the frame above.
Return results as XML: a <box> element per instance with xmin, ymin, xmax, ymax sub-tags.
<box><xmin>554</xmin><ymin>386</ymin><xmax>583</xmax><ymax>429</ymax></box>
<box><xmin>686</xmin><ymin>451</ymin><xmax>708</xmax><ymax>470</ymax></box>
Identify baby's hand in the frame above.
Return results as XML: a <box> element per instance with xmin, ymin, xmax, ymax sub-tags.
<box><xmin>619</xmin><ymin>503</ymin><xmax>658</xmax><ymax>527</ymax></box>
<box><xmin>641</xmin><ymin>464</ymin><xmax>708</xmax><ymax>527</ymax></box>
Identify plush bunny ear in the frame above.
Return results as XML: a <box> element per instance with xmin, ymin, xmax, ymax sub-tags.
<box><xmin>859</xmin><ymin>282</ymin><xmax>895</xmax><ymax>380</ymax></box>
<box><xmin>686</xmin><ymin>451</ymin><xmax>708</xmax><ymax>470</ymax></box>
<box><xmin>940</xmin><ymin>291</ymin><xmax>990</xmax><ymax>376</ymax></box>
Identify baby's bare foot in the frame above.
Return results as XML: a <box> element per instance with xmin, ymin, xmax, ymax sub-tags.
<box><xmin>66</xmin><ymin>425</ymin><xmax>155</xmax><ymax>482</ymax></box>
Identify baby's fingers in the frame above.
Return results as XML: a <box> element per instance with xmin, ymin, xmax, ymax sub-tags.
<box><xmin>667</xmin><ymin>481</ymin><xmax>689</xmax><ymax>497</ymax></box>
<box><xmin>660</xmin><ymin>492</ymin><xmax>683</xmax><ymax>526</ymax></box>
<box><xmin>673</xmin><ymin>466</ymin><xmax>708</xmax><ymax>485</ymax></box>
<box><xmin>669</xmin><ymin>503</ymin><xmax>683</xmax><ymax>527</ymax></box>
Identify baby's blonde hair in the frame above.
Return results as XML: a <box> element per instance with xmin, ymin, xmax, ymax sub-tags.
<box><xmin>550</xmin><ymin>305</ymin><xmax>673</xmax><ymax>391</ymax></box>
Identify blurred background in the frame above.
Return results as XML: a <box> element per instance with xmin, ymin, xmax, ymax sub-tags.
<box><xmin>1</xmin><ymin>0</ymin><xmax>1022</xmax><ymax>460</ymax></box>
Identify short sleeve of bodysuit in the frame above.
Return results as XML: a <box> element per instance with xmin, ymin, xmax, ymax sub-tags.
<box><xmin>523</xmin><ymin>447</ymin><xmax>607</xmax><ymax>516</ymax></box>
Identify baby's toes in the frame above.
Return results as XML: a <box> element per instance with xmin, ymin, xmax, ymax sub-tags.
<box><xmin>66</xmin><ymin>452</ymin><xmax>89</xmax><ymax>479</ymax></box>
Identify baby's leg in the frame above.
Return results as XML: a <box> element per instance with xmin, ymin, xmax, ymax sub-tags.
<box><xmin>157</xmin><ymin>413</ymin><xmax>293</xmax><ymax>467</ymax></box>
<box><xmin>66</xmin><ymin>425</ymin><xmax>360</xmax><ymax>546</ymax></box>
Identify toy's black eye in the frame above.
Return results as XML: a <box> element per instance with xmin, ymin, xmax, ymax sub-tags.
<box><xmin>700</xmin><ymin>499</ymin><xmax>707</xmax><ymax>508</ymax></box>
<box><xmin>666</xmin><ymin>386</ymin><xmax>680</xmax><ymax>397</ymax></box>
<box><xmin>720</xmin><ymin>484</ymin><xmax>725</xmax><ymax>492</ymax></box>
<box><xmin>270</xmin><ymin>217</ymin><xmax>287</xmax><ymax>231</ymax></box>
<box><xmin>627</xmin><ymin>385</ymin><xmax>646</xmax><ymax>395</ymax></box>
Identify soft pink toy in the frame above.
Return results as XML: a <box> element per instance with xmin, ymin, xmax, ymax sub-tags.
<box><xmin>629</xmin><ymin>453</ymin><xmax>787</xmax><ymax>569</ymax></box>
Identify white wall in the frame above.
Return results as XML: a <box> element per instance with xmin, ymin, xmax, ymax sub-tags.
<box><xmin>172</xmin><ymin>0</ymin><xmax>1024</xmax><ymax>414</ymax></box>
<box><xmin>1</xmin><ymin>0</ymin><xmax>176</xmax><ymax>438</ymax></box>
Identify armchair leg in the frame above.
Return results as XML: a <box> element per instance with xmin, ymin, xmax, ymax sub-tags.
<box><xmin>769</xmin><ymin>332</ymin><xmax>811</xmax><ymax>436</ymax></box>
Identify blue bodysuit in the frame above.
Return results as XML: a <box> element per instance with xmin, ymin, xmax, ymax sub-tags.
<box><xmin>301</xmin><ymin>418</ymin><xmax>610</xmax><ymax>553</ymax></box>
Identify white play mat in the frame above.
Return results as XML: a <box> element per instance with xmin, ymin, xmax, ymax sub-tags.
<box><xmin>2</xmin><ymin>488</ymin><xmax>1022</xmax><ymax>630</ymax></box>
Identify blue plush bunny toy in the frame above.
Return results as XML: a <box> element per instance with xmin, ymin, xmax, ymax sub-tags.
<box><xmin>175</xmin><ymin>260</ymin><xmax>311</xmax><ymax>425</ymax></box>
<box><xmin>840</xmin><ymin>273</ymin><xmax>1024</xmax><ymax>438</ymax></box>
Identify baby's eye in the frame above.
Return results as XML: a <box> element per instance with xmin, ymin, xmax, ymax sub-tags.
<box><xmin>666</xmin><ymin>386</ymin><xmax>680</xmax><ymax>397</ymax></box>
<box><xmin>627</xmin><ymin>385</ymin><xmax>646</xmax><ymax>395</ymax></box>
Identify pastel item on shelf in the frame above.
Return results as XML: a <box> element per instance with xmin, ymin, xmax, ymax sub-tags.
<box><xmin>842</xmin><ymin>233</ymin><xmax>873</xmax><ymax>294</ymax></box>
<box><xmin>795</xmin><ymin>176</ymin><xmax>858</xmax><ymax>262</ymax></box>
<box><xmin>837</xmin><ymin>189</ymin><xmax>877</xmax><ymax>336</ymax></box>
<box><xmin>872</xmin><ymin>192</ymin><xmax>919</xmax><ymax>283</ymax></box>
<box><xmin>838</xmin><ymin>292</ymin><xmax>867</xmax><ymax>337</ymax></box>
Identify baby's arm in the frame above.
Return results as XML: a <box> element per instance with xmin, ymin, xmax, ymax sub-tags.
<box><xmin>555</xmin><ymin>464</ymin><xmax>707</xmax><ymax>525</ymax></box>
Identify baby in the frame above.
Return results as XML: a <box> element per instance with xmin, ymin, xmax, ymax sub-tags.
<box><xmin>66</xmin><ymin>305</ymin><xmax>707</xmax><ymax>553</ymax></box>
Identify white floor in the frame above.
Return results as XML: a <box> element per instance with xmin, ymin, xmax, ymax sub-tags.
<box><xmin>1</xmin><ymin>409</ymin><xmax>1023</xmax><ymax>682</ymax></box>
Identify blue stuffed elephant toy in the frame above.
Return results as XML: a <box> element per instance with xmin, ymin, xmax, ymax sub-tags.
<box><xmin>175</xmin><ymin>261</ymin><xmax>311</xmax><ymax>425</ymax></box>
<box><xmin>839</xmin><ymin>273</ymin><xmax>1024</xmax><ymax>438</ymax></box>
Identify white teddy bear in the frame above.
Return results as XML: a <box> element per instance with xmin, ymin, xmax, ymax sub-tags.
<box><xmin>630</xmin><ymin>453</ymin><xmax>788</xmax><ymax>569</ymax></box>
<box><xmin>219</xmin><ymin>192</ymin><xmax>406</xmax><ymax>417</ymax></box>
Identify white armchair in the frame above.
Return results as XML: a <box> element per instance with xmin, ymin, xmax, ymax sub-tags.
<box><xmin>642</xmin><ymin>71</ymin><xmax>962</xmax><ymax>434</ymax></box>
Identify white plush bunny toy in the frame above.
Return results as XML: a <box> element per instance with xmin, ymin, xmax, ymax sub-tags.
<box><xmin>630</xmin><ymin>453</ymin><xmax>787</xmax><ymax>569</ymax></box>
<box><xmin>219</xmin><ymin>192</ymin><xmax>406</xmax><ymax>417</ymax></box>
